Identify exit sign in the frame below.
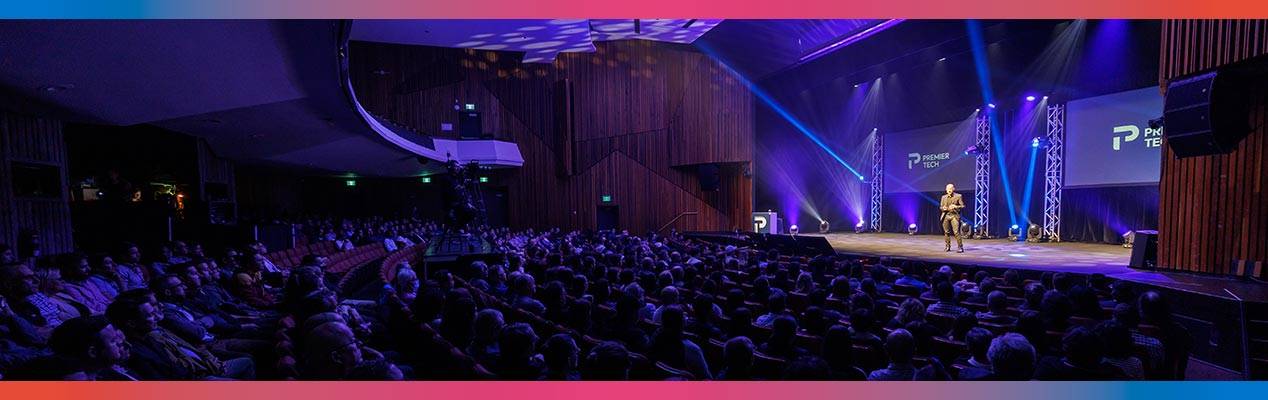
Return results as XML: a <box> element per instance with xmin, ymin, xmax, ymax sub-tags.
<box><xmin>421</xmin><ymin>177</ymin><xmax>431</xmax><ymax>183</ymax></box>
<box><xmin>479</xmin><ymin>176</ymin><xmax>489</xmax><ymax>183</ymax></box>
<box><xmin>344</xmin><ymin>180</ymin><xmax>356</xmax><ymax>187</ymax></box>
<box><xmin>464</xmin><ymin>103</ymin><xmax>476</xmax><ymax>111</ymax></box>
<box><xmin>601</xmin><ymin>195</ymin><xmax>612</xmax><ymax>203</ymax></box>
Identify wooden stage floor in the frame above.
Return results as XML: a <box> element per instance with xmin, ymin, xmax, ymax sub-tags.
<box><xmin>816</xmin><ymin>233</ymin><xmax>1268</xmax><ymax>303</ymax></box>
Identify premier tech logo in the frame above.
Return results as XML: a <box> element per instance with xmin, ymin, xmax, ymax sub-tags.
<box><xmin>908</xmin><ymin>152</ymin><xmax>950</xmax><ymax>169</ymax></box>
<box><xmin>1112</xmin><ymin>124</ymin><xmax>1163</xmax><ymax>151</ymax></box>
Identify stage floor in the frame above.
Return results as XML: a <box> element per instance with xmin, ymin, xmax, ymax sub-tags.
<box><xmin>816</xmin><ymin>233</ymin><xmax>1268</xmax><ymax>302</ymax></box>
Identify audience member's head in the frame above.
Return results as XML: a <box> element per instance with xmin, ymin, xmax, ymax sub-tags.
<box><xmin>988</xmin><ymin>333</ymin><xmax>1036</xmax><ymax>380</ymax></box>
<box><xmin>884</xmin><ymin>329</ymin><xmax>915</xmax><ymax>365</ymax></box>
<box><xmin>584</xmin><ymin>341</ymin><xmax>631</xmax><ymax>380</ymax></box>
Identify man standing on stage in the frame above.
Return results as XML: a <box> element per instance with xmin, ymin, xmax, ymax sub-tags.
<box><xmin>940</xmin><ymin>183</ymin><xmax>965</xmax><ymax>253</ymax></box>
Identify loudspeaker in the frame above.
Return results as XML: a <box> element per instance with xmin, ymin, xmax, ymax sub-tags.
<box><xmin>1163</xmin><ymin>55</ymin><xmax>1268</xmax><ymax>158</ymax></box>
<box><xmin>459</xmin><ymin>111</ymin><xmax>482</xmax><ymax>139</ymax></box>
<box><xmin>698</xmin><ymin>164</ymin><xmax>720</xmax><ymax>191</ymax></box>
<box><xmin>1128</xmin><ymin>230</ymin><xmax>1158</xmax><ymax>269</ymax></box>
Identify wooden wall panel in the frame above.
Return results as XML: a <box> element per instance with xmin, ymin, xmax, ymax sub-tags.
<box><xmin>0</xmin><ymin>111</ymin><xmax>74</xmax><ymax>255</ymax></box>
<box><xmin>350</xmin><ymin>40</ymin><xmax>755</xmax><ymax>233</ymax></box>
<box><xmin>1157</xmin><ymin>20</ymin><xmax>1268</xmax><ymax>275</ymax></box>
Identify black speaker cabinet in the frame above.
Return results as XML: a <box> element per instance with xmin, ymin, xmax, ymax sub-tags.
<box><xmin>1129</xmin><ymin>230</ymin><xmax>1158</xmax><ymax>269</ymax></box>
<box><xmin>1163</xmin><ymin>54</ymin><xmax>1268</xmax><ymax>158</ymax></box>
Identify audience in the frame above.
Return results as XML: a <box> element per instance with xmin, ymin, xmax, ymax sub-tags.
<box><xmin>0</xmin><ymin>218</ymin><xmax>1197</xmax><ymax>381</ymax></box>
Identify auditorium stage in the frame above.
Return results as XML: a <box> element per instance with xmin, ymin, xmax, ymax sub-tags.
<box><xmin>814</xmin><ymin>233</ymin><xmax>1268</xmax><ymax>303</ymax></box>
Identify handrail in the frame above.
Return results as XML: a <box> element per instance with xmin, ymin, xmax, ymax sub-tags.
<box><xmin>656</xmin><ymin>211</ymin><xmax>699</xmax><ymax>234</ymax></box>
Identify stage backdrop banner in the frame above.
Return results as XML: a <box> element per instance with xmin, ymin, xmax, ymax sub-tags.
<box><xmin>883</xmin><ymin>118</ymin><xmax>977</xmax><ymax>193</ymax></box>
<box><xmin>1065</xmin><ymin>86</ymin><xmax>1164</xmax><ymax>188</ymax></box>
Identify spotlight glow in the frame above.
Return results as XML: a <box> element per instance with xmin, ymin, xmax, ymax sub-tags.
<box><xmin>1025</xmin><ymin>95</ymin><xmax>1036</xmax><ymax>102</ymax></box>
<box><xmin>938</xmin><ymin>57</ymin><xmax>947</xmax><ymax>62</ymax></box>
<box><xmin>856</xmin><ymin>221</ymin><xmax>865</xmax><ymax>228</ymax></box>
<box><xmin>1032</xmin><ymin>137</ymin><xmax>1040</xmax><ymax>148</ymax></box>
<box><xmin>908</xmin><ymin>223</ymin><xmax>917</xmax><ymax>229</ymax></box>
<box><xmin>987</xmin><ymin>103</ymin><xmax>996</xmax><ymax>108</ymax></box>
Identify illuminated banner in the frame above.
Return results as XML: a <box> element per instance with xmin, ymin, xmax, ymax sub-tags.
<box><xmin>883</xmin><ymin>119</ymin><xmax>976</xmax><ymax>193</ymax></box>
<box><xmin>1065</xmin><ymin>87</ymin><xmax>1163</xmax><ymax>188</ymax></box>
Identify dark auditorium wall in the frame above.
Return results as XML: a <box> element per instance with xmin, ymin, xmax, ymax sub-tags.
<box><xmin>234</xmin><ymin>166</ymin><xmax>446</xmax><ymax>222</ymax></box>
<box><xmin>0</xmin><ymin>111</ymin><xmax>74</xmax><ymax>255</ymax></box>
<box><xmin>348</xmin><ymin>40</ymin><xmax>755</xmax><ymax>233</ymax></box>
<box><xmin>1157</xmin><ymin>20</ymin><xmax>1268</xmax><ymax>275</ymax></box>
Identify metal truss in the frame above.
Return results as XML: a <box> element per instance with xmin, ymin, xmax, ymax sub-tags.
<box><xmin>973</xmin><ymin>114</ymin><xmax>991</xmax><ymax>238</ymax></box>
<box><xmin>869</xmin><ymin>131</ymin><xmax>883</xmax><ymax>232</ymax></box>
<box><xmin>1043</xmin><ymin>104</ymin><xmax>1065</xmax><ymax>242</ymax></box>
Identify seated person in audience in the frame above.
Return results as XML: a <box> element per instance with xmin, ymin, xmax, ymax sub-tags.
<box><xmin>651</xmin><ymin>286</ymin><xmax>679</xmax><ymax>323</ymax></box>
<box><xmin>976</xmin><ymin>290</ymin><xmax>1017</xmax><ymax>325</ymax></box>
<box><xmin>1105</xmin><ymin>281</ymin><xmax>1134</xmax><ymax>309</ymax></box>
<box><xmin>301</xmin><ymin>320</ymin><xmax>391</xmax><ymax>380</ymax></box>
<box><xmin>1033</xmin><ymin>326</ymin><xmax>1126</xmax><ymax>380</ymax></box>
<box><xmin>540</xmin><ymin>333</ymin><xmax>581</xmax><ymax>380</ymax></box>
<box><xmin>583</xmin><ymin>341</ymin><xmax>631</xmax><ymax>380</ymax></box>
<box><xmin>495</xmin><ymin>323</ymin><xmax>544</xmax><ymax>380</ymax></box>
<box><xmin>649</xmin><ymin>305</ymin><xmax>711</xmax><ymax>379</ymax></box>
<box><xmin>1020</xmin><ymin>283</ymin><xmax>1046</xmax><ymax>312</ymax></box>
<box><xmin>1094</xmin><ymin>320</ymin><xmax>1145</xmax><ymax>379</ymax></box>
<box><xmin>438</xmin><ymin>289</ymin><xmax>477</xmax><ymax>349</ymax></box>
<box><xmin>964</xmin><ymin>278</ymin><xmax>996</xmax><ymax>305</ymax></box>
<box><xmin>783</xmin><ymin>356</ymin><xmax>832</xmax><ymax>380</ymax></box>
<box><xmin>717</xmin><ymin>336</ymin><xmax>755</xmax><ymax>380</ymax></box>
<box><xmin>758</xmin><ymin>315</ymin><xmax>805</xmax><ymax>361</ymax></box>
<box><xmin>179</xmin><ymin>263</ymin><xmax>259</xmax><ymax>321</ymax></box>
<box><xmin>106</xmin><ymin>297</ymin><xmax>253</xmax><ymax>380</ymax></box>
<box><xmin>887</xmin><ymin>298</ymin><xmax>927</xmax><ymax>330</ymax></box>
<box><xmin>48</xmin><ymin>315</ymin><xmax>138</xmax><ymax>380</ymax></box>
<box><xmin>867</xmin><ymin>329</ymin><xmax>916</xmax><ymax>381</ymax></box>
<box><xmin>1138</xmin><ymin>291</ymin><xmax>1192</xmax><ymax>380</ymax></box>
<box><xmin>794</xmin><ymin>272</ymin><xmax>816</xmax><ymax>294</ymax></box>
<box><xmin>604</xmin><ymin>295</ymin><xmax>650</xmax><ymax>353</ymax></box>
<box><xmin>1</xmin><ymin>263</ymin><xmax>80</xmax><ymax>338</ymax></box>
<box><xmin>893</xmin><ymin>263</ymin><xmax>928</xmax><ymax>293</ymax></box>
<box><xmin>1</xmin><ymin>293</ymin><xmax>50</xmax><ymax>374</ymax></box>
<box><xmin>755</xmin><ymin>292</ymin><xmax>793</xmax><ymax>328</ymax></box>
<box><xmin>112</xmin><ymin>243</ymin><xmax>150</xmax><ymax>291</ymax></box>
<box><xmin>0</xmin><ymin>244</ymin><xmax>14</xmax><ymax>264</ymax></box>
<box><xmin>927</xmin><ymin>281</ymin><xmax>970</xmax><ymax>317</ymax></box>
<box><xmin>1039</xmin><ymin>290</ymin><xmax>1074</xmax><ymax>333</ymax></box>
<box><xmin>56</xmin><ymin>253</ymin><xmax>113</xmax><ymax>315</ymax></box>
<box><xmin>231</xmin><ymin>255</ymin><xmax>276</xmax><ymax>309</ymax></box>
<box><xmin>1111</xmin><ymin>303</ymin><xmax>1162</xmax><ymax>375</ymax></box>
<box><xmin>848</xmin><ymin>307</ymin><xmax>883</xmax><ymax>351</ymax></box>
<box><xmin>821</xmin><ymin>324</ymin><xmax>866</xmax><ymax>380</ymax></box>
<box><xmin>988</xmin><ymin>332</ymin><xmax>1037</xmax><ymax>380</ymax></box>
<box><xmin>727</xmin><ymin>307</ymin><xmax>753</xmax><ymax>339</ymax></box>
<box><xmin>509</xmin><ymin>273</ymin><xmax>546</xmax><ymax>316</ymax></box>
<box><xmin>954</xmin><ymin>327</ymin><xmax>994</xmax><ymax>380</ymax></box>
<box><xmin>1068</xmin><ymin>285</ymin><xmax>1105</xmax><ymax>320</ymax></box>
<box><xmin>87</xmin><ymin>254</ymin><xmax>126</xmax><ymax>300</ymax></box>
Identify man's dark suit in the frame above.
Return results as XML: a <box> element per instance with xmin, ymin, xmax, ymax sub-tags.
<box><xmin>940</xmin><ymin>192</ymin><xmax>965</xmax><ymax>250</ymax></box>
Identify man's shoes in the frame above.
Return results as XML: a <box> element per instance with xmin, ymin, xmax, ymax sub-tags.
<box><xmin>945</xmin><ymin>247</ymin><xmax>951</xmax><ymax>252</ymax></box>
<box><xmin>957</xmin><ymin>248</ymin><xmax>965</xmax><ymax>253</ymax></box>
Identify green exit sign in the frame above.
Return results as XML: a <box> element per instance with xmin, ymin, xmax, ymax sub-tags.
<box><xmin>479</xmin><ymin>176</ymin><xmax>489</xmax><ymax>183</ymax></box>
<box><xmin>464</xmin><ymin>103</ymin><xmax>476</xmax><ymax>111</ymax></box>
<box><xmin>420</xmin><ymin>177</ymin><xmax>431</xmax><ymax>183</ymax></box>
<box><xmin>344</xmin><ymin>180</ymin><xmax>356</xmax><ymax>187</ymax></box>
<box><xmin>600</xmin><ymin>195</ymin><xmax>612</xmax><ymax>203</ymax></box>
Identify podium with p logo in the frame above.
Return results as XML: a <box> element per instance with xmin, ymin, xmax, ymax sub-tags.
<box><xmin>752</xmin><ymin>212</ymin><xmax>779</xmax><ymax>234</ymax></box>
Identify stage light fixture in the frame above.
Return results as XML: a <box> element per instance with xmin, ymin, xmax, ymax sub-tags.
<box><xmin>1026</xmin><ymin>95</ymin><xmax>1036</xmax><ymax>102</ymax></box>
<box><xmin>974</xmin><ymin>108</ymin><xmax>980</xmax><ymax>113</ymax></box>
<box><xmin>1008</xmin><ymin>224</ymin><xmax>1020</xmax><ymax>241</ymax></box>
<box><xmin>853</xmin><ymin>84</ymin><xmax>860</xmax><ymax>88</ymax></box>
<box><xmin>790</xmin><ymin>224</ymin><xmax>800</xmax><ymax>235</ymax></box>
<box><xmin>1031</xmin><ymin>137</ymin><xmax>1040</xmax><ymax>148</ymax></box>
<box><xmin>938</xmin><ymin>57</ymin><xmax>947</xmax><ymax>62</ymax></box>
<box><xmin>854</xmin><ymin>220</ymin><xmax>866</xmax><ymax>233</ymax></box>
<box><xmin>960</xmin><ymin>220</ymin><xmax>973</xmax><ymax>238</ymax></box>
<box><xmin>1026</xmin><ymin>224</ymin><xmax>1042</xmax><ymax>242</ymax></box>
<box><xmin>988</xmin><ymin>103</ymin><xmax>996</xmax><ymax>109</ymax></box>
<box><xmin>1122</xmin><ymin>231</ymin><xmax>1135</xmax><ymax>249</ymax></box>
<box><xmin>819</xmin><ymin>220</ymin><xmax>831</xmax><ymax>234</ymax></box>
<box><xmin>907</xmin><ymin>223</ymin><xmax>917</xmax><ymax>235</ymax></box>
<box><xmin>1042</xmin><ymin>95</ymin><xmax>1049</xmax><ymax>100</ymax></box>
